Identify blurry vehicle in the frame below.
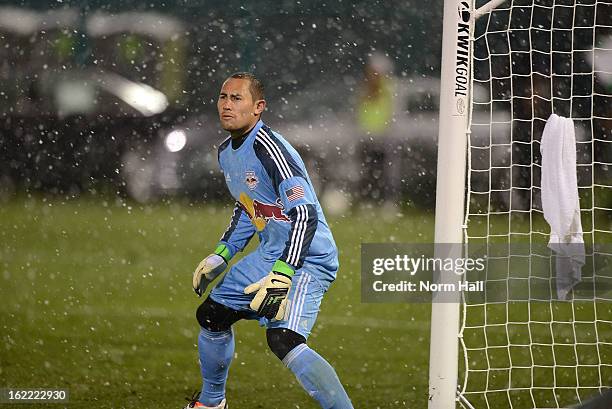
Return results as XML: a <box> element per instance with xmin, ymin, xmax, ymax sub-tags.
<box><xmin>0</xmin><ymin>6</ymin><xmax>188</xmax><ymax>199</ymax></box>
<box><xmin>0</xmin><ymin>61</ymin><xmax>230</xmax><ymax>203</ymax></box>
<box><xmin>0</xmin><ymin>66</ymin><xmax>180</xmax><ymax>197</ymax></box>
<box><xmin>121</xmin><ymin>114</ymin><xmax>229</xmax><ymax>203</ymax></box>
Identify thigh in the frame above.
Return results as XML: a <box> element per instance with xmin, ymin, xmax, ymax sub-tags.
<box><xmin>209</xmin><ymin>251</ymin><xmax>272</xmax><ymax>314</ymax></box>
<box><xmin>267</xmin><ymin>270</ymin><xmax>328</xmax><ymax>340</ymax></box>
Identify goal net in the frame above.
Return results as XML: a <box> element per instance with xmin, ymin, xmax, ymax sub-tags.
<box><xmin>458</xmin><ymin>1</ymin><xmax>612</xmax><ymax>408</ymax></box>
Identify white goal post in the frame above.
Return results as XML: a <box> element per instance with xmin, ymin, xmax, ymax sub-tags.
<box><xmin>430</xmin><ymin>1</ymin><xmax>611</xmax><ymax>409</ymax></box>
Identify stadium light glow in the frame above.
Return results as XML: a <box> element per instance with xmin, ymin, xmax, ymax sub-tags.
<box><xmin>165</xmin><ymin>130</ymin><xmax>187</xmax><ymax>152</ymax></box>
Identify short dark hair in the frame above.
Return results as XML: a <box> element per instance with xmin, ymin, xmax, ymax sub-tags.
<box><xmin>229</xmin><ymin>72</ymin><xmax>265</xmax><ymax>101</ymax></box>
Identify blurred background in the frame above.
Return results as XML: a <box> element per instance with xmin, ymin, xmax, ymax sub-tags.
<box><xmin>0</xmin><ymin>0</ymin><xmax>451</xmax><ymax>211</ymax></box>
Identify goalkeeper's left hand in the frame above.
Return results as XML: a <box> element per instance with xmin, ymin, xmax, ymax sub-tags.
<box><xmin>244</xmin><ymin>260</ymin><xmax>294</xmax><ymax>321</ymax></box>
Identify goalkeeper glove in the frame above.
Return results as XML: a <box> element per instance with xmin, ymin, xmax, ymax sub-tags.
<box><xmin>244</xmin><ymin>260</ymin><xmax>294</xmax><ymax>321</ymax></box>
<box><xmin>192</xmin><ymin>245</ymin><xmax>229</xmax><ymax>297</ymax></box>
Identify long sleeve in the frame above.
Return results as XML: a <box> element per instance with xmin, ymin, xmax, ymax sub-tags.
<box><xmin>217</xmin><ymin>202</ymin><xmax>257</xmax><ymax>260</ymax></box>
<box><xmin>253</xmin><ymin>125</ymin><xmax>319</xmax><ymax>270</ymax></box>
<box><xmin>278</xmin><ymin>203</ymin><xmax>318</xmax><ymax>269</ymax></box>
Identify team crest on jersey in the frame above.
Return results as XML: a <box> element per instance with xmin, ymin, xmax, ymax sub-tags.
<box><xmin>245</xmin><ymin>171</ymin><xmax>259</xmax><ymax>190</ymax></box>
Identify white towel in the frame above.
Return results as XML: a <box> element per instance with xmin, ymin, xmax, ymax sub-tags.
<box><xmin>540</xmin><ymin>113</ymin><xmax>585</xmax><ymax>300</ymax></box>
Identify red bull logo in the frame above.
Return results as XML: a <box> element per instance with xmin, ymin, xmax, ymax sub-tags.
<box><xmin>238</xmin><ymin>192</ymin><xmax>289</xmax><ymax>231</ymax></box>
<box><xmin>252</xmin><ymin>199</ymin><xmax>290</xmax><ymax>222</ymax></box>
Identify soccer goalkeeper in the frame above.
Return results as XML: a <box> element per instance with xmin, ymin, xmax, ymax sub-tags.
<box><xmin>184</xmin><ymin>72</ymin><xmax>353</xmax><ymax>409</ymax></box>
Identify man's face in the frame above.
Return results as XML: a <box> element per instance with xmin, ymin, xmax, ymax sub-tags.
<box><xmin>217</xmin><ymin>78</ymin><xmax>264</xmax><ymax>135</ymax></box>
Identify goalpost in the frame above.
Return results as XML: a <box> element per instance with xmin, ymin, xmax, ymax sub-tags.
<box><xmin>430</xmin><ymin>1</ymin><xmax>611</xmax><ymax>408</ymax></box>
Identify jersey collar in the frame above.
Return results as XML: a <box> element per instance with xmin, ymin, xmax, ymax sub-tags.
<box><xmin>231</xmin><ymin>119</ymin><xmax>264</xmax><ymax>150</ymax></box>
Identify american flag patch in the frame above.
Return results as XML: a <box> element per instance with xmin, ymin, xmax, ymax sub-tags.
<box><xmin>285</xmin><ymin>186</ymin><xmax>305</xmax><ymax>202</ymax></box>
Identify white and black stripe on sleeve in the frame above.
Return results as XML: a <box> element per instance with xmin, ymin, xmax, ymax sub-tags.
<box><xmin>253</xmin><ymin>126</ymin><xmax>304</xmax><ymax>194</ymax></box>
<box><xmin>280</xmin><ymin>204</ymin><xmax>317</xmax><ymax>269</ymax></box>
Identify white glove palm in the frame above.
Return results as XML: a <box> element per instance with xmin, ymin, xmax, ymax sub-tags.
<box><xmin>192</xmin><ymin>254</ymin><xmax>227</xmax><ymax>297</ymax></box>
<box><xmin>244</xmin><ymin>272</ymin><xmax>292</xmax><ymax>321</ymax></box>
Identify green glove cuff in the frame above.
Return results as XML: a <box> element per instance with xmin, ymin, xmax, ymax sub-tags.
<box><xmin>273</xmin><ymin>259</ymin><xmax>295</xmax><ymax>278</ymax></box>
<box><xmin>214</xmin><ymin>244</ymin><xmax>231</xmax><ymax>262</ymax></box>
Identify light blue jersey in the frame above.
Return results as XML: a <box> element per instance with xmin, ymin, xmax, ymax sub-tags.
<box><xmin>215</xmin><ymin>120</ymin><xmax>338</xmax><ymax>280</ymax></box>
<box><xmin>209</xmin><ymin>120</ymin><xmax>338</xmax><ymax>337</ymax></box>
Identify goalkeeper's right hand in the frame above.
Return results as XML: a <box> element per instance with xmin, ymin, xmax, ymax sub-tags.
<box><xmin>192</xmin><ymin>254</ymin><xmax>227</xmax><ymax>297</ymax></box>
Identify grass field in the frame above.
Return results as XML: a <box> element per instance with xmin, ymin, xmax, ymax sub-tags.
<box><xmin>0</xmin><ymin>196</ymin><xmax>435</xmax><ymax>408</ymax></box>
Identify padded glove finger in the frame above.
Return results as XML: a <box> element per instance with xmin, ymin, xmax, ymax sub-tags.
<box><xmin>245</xmin><ymin>272</ymin><xmax>292</xmax><ymax>320</ymax></box>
